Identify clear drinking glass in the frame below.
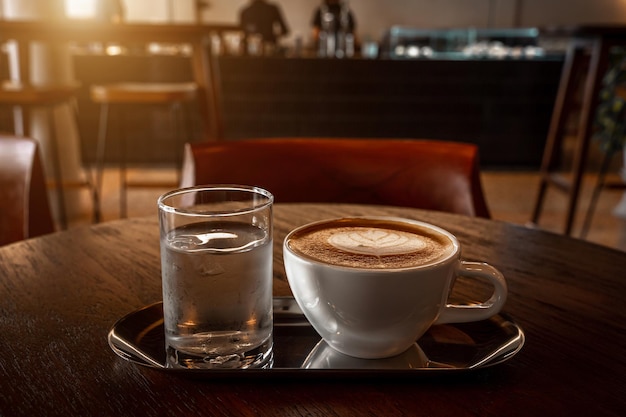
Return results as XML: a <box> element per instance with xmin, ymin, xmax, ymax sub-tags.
<box><xmin>158</xmin><ymin>185</ymin><xmax>274</xmax><ymax>369</ymax></box>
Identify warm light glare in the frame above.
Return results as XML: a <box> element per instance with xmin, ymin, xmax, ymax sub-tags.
<box><xmin>65</xmin><ymin>0</ymin><xmax>98</xmax><ymax>19</ymax></box>
<box><xmin>106</xmin><ymin>45</ymin><xmax>124</xmax><ymax>55</ymax></box>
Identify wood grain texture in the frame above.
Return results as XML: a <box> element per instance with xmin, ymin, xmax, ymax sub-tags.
<box><xmin>1</xmin><ymin>204</ymin><xmax>624</xmax><ymax>416</ymax></box>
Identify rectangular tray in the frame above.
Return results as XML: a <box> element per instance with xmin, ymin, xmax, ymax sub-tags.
<box><xmin>108</xmin><ymin>297</ymin><xmax>524</xmax><ymax>377</ymax></box>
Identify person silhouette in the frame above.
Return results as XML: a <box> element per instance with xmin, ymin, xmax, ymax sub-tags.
<box><xmin>311</xmin><ymin>0</ymin><xmax>357</xmax><ymax>56</ymax></box>
<box><xmin>239</xmin><ymin>0</ymin><xmax>289</xmax><ymax>53</ymax></box>
<box><xmin>311</xmin><ymin>0</ymin><xmax>356</xmax><ymax>42</ymax></box>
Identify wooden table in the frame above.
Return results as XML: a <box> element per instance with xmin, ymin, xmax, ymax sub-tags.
<box><xmin>0</xmin><ymin>19</ymin><xmax>239</xmax><ymax>140</ymax></box>
<box><xmin>0</xmin><ymin>204</ymin><xmax>624</xmax><ymax>416</ymax></box>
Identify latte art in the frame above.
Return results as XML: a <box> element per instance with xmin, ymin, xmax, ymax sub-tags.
<box><xmin>287</xmin><ymin>218</ymin><xmax>456</xmax><ymax>269</ymax></box>
<box><xmin>327</xmin><ymin>229</ymin><xmax>426</xmax><ymax>256</ymax></box>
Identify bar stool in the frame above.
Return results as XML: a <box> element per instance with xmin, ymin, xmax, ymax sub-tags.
<box><xmin>91</xmin><ymin>82</ymin><xmax>197</xmax><ymax>219</ymax></box>
<box><xmin>0</xmin><ymin>82</ymin><xmax>96</xmax><ymax>230</ymax></box>
<box><xmin>530</xmin><ymin>27</ymin><xmax>626</xmax><ymax>236</ymax></box>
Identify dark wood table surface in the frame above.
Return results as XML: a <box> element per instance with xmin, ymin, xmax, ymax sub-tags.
<box><xmin>1</xmin><ymin>203</ymin><xmax>624</xmax><ymax>416</ymax></box>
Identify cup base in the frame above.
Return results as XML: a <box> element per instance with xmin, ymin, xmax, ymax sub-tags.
<box><xmin>303</xmin><ymin>341</ymin><xmax>431</xmax><ymax>369</ymax></box>
<box><xmin>165</xmin><ymin>337</ymin><xmax>273</xmax><ymax>370</ymax></box>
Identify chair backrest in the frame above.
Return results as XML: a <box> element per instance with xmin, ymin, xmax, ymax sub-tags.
<box><xmin>181</xmin><ymin>138</ymin><xmax>490</xmax><ymax>218</ymax></box>
<box><xmin>0</xmin><ymin>134</ymin><xmax>55</xmax><ymax>246</ymax></box>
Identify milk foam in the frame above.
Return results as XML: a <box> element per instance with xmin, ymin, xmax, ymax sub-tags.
<box><xmin>327</xmin><ymin>229</ymin><xmax>426</xmax><ymax>256</ymax></box>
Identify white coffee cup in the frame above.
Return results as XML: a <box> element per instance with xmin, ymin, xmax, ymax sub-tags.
<box><xmin>283</xmin><ymin>217</ymin><xmax>507</xmax><ymax>359</ymax></box>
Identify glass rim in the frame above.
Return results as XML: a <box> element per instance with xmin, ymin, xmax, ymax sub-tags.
<box><xmin>158</xmin><ymin>184</ymin><xmax>274</xmax><ymax>217</ymax></box>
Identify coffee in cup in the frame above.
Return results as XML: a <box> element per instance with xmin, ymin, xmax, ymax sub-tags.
<box><xmin>286</xmin><ymin>217</ymin><xmax>455</xmax><ymax>269</ymax></box>
<box><xmin>283</xmin><ymin>217</ymin><xmax>507</xmax><ymax>359</ymax></box>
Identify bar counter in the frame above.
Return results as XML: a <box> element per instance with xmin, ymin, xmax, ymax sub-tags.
<box><xmin>216</xmin><ymin>55</ymin><xmax>563</xmax><ymax>167</ymax></box>
<box><xmin>67</xmin><ymin>53</ymin><xmax>563</xmax><ymax>168</ymax></box>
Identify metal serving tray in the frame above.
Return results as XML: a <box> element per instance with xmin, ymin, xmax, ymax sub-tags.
<box><xmin>108</xmin><ymin>297</ymin><xmax>524</xmax><ymax>377</ymax></box>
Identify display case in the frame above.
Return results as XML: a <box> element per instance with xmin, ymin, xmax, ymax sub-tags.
<box><xmin>381</xmin><ymin>27</ymin><xmax>547</xmax><ymax>60</ymax></box>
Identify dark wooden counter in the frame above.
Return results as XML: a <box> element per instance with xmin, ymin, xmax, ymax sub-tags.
<box><xmin>0</xmin><ymin>203</ymin><xmax>624</xmax><ymax>416</ymax></box>
<box><xmin>217</xmin><ymin>56</ymin><xmax>564</xmax><ymax>168</ymax></box>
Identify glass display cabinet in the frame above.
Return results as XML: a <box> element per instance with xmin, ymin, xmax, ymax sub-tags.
<box><xmin>381</xmin><ymin>27</ymin><xmax>546</xmax><ymax>60</ymax></box>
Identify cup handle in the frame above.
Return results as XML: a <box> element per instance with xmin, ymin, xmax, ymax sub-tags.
<box><xmin>435</xmin><ymin>261</ymin><xmax>508</xmax><ymax>325</ymax></box>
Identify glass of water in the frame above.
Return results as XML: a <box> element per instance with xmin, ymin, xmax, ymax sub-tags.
<box><xmin>158</xmin><ymin>185</ymin><xmax>274</xmax><ymax>369</ymax></box>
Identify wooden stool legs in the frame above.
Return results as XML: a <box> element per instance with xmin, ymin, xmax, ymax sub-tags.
<box><xmin>530</xmin><ymin>37</ymin><xmax>611</xmax><ymax>235</ymax></box>
<box><xmin>44</xmin><ymin>107</ymin><xmax>68</xmax><ymax>230</ymax></box>
<box><xmin>95</xmin><ymin>102</ymin><xmax>187</xmax><ymax>219</ymax></box>
<box><xmin>580</xmin><ymin>148</ymin><xmax>626</xmax><ymax>237</ymax></box>
<box><xmin>94</xmin><ymin>102</ymin><xmax>108</xmax><ymax>223</ymax></box>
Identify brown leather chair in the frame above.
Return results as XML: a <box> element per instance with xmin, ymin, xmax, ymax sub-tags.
<box><xmin>0</xmin><ymin>134</ymin><xmax>55</xmax><ymax>246</ymax></box>
<box><xmin>181</xmin><ymin>138</ymin><xmax>490</xmax><ymax>218</ymax></box>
